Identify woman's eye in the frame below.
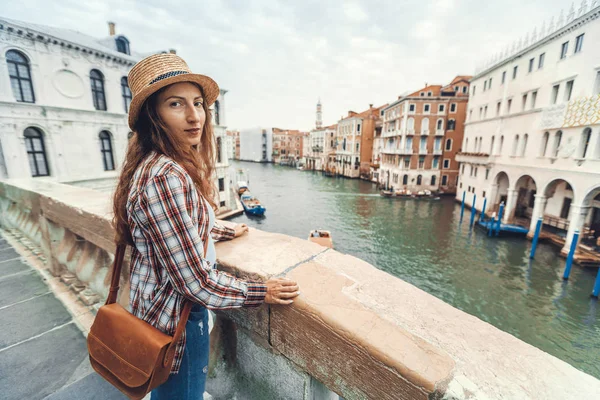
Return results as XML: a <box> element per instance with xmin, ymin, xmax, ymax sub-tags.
<box><xmin>170</xmin><ymin>101</ymin><xmax>181</xmax><ymax>107</ymax></box>
<box><xmin>195</xmin><ymin>101</ymin><xmax>203</xmax><ymax>107</ymax></box>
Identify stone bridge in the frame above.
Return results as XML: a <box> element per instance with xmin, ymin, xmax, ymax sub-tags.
<box><xmin>0</xmin><ymin>179</ymin><xmax>599</xmax><ymax>399</ymax></box>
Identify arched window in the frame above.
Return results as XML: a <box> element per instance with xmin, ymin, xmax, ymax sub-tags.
<box><xmin>520</xmin><ymin>134</ymin><xmax>528</xmax><ymax>156</ymax></box>
<box><xmin>121</xmin><ymin>77</ymin><xmax>132</xmax><ymax>113</ymax></box>
<box><xmin>498</xmin><ymin>136</ymin><xmax>504</xmax><ymax>155</ymax></box>
<box><xmin>216</xmin><ymin>137</ymin><xmax>222</xmax><ymax>163</ymax></box>
<box><xmin>552</xmin><ymin>131</ymin><xmax>562</xmax><ymax>157</ymax></box>
<box><xmin>24</xmin><ymin>127</ymin><xmax>49</xmax><ymax>177</ymax></box>
<box><xmin>403</xmin><ymin>174</ymin><xmax>408</xmax><ymax>185</ymax></box>
<box><xmin>421</xmin><ymin>118</ymin><xmax>429</xmax><ymax>134</ymax></box>
<box><xmin>436</xmin><ymin>118</ymin><xmax>444</xmax><ymax>130</ymax></box>
<box><xmin>579</xmin><ymin>128</ymin><xmax>592</xmax><ymax>158</ymax></box>
<box><xmin>407</xmin><ymin>117</ymin><xmax>415</xmax><ymax>131</ymax></box>
<box><xmin>99</xmin><ymin>131</ymin><xmax>115</xmax><ymax>171</ymax></box>
<box><xmin>447</xmin><ymin>119</ymin><xmax>456</xmax><ymax>130</ymax></box>
<box><xmin>431</xmin><ymin>175</ymin><xmax>436</xmax><ymax>186</ymax></box>
<box><xmin>445</xmin><ymin>138</ymin><xmax>452</xmax><ymax>151</ymax></box>
<box><xmin>115</xmin><ymin>36</ymin><xmax>130</xmax><ymax>55</ymax></box>
<box><xmin>540</xmin><ymin>132</ymin><xmax>549</xmax><ymax>156</ymax></box>
<box><xmin>512</xmin><ymin>134</ymin><xmax>520</xmax><ymax>156</ymax></box>
<box><xmin>90</xmin><ymin>69</ymin><xmax>107</xmax><ymax>111</ymax></box>
<box><xmin>417</xmin><ymin>174</ymin><xmax>422</xmax><ymax>185</ymax></box>
<box><xmin>490</xmin><ymin>136</ymin><xmax>495</xmax><ymax>154</ymax></box>
<box><xmin>6</xmin><ymin>50</ymin><xmax>35</xmax><ymax>103</ymax></box>
<box><xmin>214</xmin><ymin>100</ymin><xmax>220</xmax><ymax>125</ymax></box>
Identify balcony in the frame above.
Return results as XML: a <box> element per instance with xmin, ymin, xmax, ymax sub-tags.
<box><xmin>433</xmin><ymin>148</ymin><xmax>443</xmax><ymax>155</ymax></box>
<box><xmin>312</xmin><ymin>145</ymin><xmax>323</xmax><ymax>153</ymax></box>
<box><xmin>419</xmin><ymin>147</ymin><xmax>428</xmax><ymax>155</ymax></box>
<box><xmin>420</xmin><ymin>130</ymin><xmax>429</xmax><ymax>136</ymax></box>
<box><xmin>400</xmin><ymin>148</ymin><xmax>414</xmax><ymax>155</ymax></box>
<box><xmin>406</xmin><ymin>129</ymin><xmax>415</xmax><ymax>136</ymax></box>
<box><xmin>435</xmin><ymin>129</ymin><xmax>445</xmax><ymax>136</ymax></box>
<box><xmin>455</xmin><ymin>152</ymin><xmax>491</xmax><ymax>165</ymax></box>
<box><xmin>382</xmin><ymin>129</ymin><xmax>399</xmax><ymax>138</ymax></box>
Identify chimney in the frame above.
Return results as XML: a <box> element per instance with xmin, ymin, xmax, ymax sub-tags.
<box><xmin>169</xmin><ymin>49</ymin><xmax>177</xmax><ymax>54</ymax></box>
<box><xmin>108</xmin><ymin>22</ymin><xmax>115</xmax><ymax>36</ymax></box>
<box><xmin>369</xmin><ymin>103</ymin><xmax>373</xmax><ymax>109</ymax></box>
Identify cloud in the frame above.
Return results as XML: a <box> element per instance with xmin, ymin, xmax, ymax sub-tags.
<box><xmin>2</xmin><ymin>0</ymin><xmax>569</xmax><ymax>130</ymax></box>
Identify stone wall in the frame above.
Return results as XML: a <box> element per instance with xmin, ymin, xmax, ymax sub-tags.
<box><xmin>1</xmin><ymin>178</ymin><xmax>599</xmax><ymax>400</ymax></box>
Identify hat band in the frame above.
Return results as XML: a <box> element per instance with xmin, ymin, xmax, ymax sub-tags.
<box><xmin>148</xmin><ymin>70</ymin><xmax>190</xmax><ymax>85</ymax></box>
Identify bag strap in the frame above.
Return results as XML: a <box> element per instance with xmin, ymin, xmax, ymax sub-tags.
<box><xmin>105</xmin><ymin>243</ymin><xmax>205</xmax><ymax>368</ymax></box>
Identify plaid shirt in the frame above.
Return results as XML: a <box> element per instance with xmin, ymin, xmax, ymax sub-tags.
<box><xmin>126</xmin><ymin>152</ymin><xmax>266</xmax><ymax>373</ymax></box>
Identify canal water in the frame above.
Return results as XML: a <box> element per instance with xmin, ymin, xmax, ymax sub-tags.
<box><xmin>228</xmin><ymin>160</ymin><xmax>600</xmax><ymax>380</ymax></box>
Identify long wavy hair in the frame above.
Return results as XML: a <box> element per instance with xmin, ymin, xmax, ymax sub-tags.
<box><xmin>113</xmin><ymin>83</ymin><xmax>217</xmax><ymax>245</ymax></box>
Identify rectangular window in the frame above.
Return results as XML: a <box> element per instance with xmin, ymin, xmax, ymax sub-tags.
<box><xmin>522</xmin><ymin>94</ymin><xmax>527</xmax><ymax>111</ymax></box>
<box><xmin>472</xmin><ymin>86</ymin><xmax>476</xmax><ymax>96</ymax></box>
<box><xmin>496</xmin><ymin>101</ymin><xmax>501</xmax><ymax>116</ymax></box>
<box><xmin>357</xmin><ymin>123</ymin><xmax>361</xmax><ymax>132</ymax></box>
<box><xmin>564</xmin><ymin>80</ymin><xmax>574</xmax><ymax>102</ymax></box>
<box><xmin>560</xmin><ymin>41</ymin><xmax>569</xmax><ymax>59</ymax></box>
<box><xmin>485</xmin><ymin>168</ymin><xmax>490</xmax><ymax>180</ymax></box>
<box><xmin>450</xmin><ymin>103</ymin><xmax>457</xmax><ymax>113</ymax></box>
<box><xmin>551</xmin><ymin>84</ymin><xmax>560</xmax><ymax>104</ymax></box>
<box><xmin>501</xmin><ymin>71</ymin><xmax>506</xmax><ymax>84</ymax></box>
<box><xmin>538</xmin><ymin>53</ymin><xmax>545</xmax><ymax>69</ymax></box>
<box><xmin>531</xmin><ymin>91</ymin><xmax>537</xmax><ymax>109</ymax></box>
<box><xmin>575</xmin><ymin>34</ymin><xmax>584</xmax><ymax>53</ymax></box>
<box><xmin>424</xmin><ymin>104</ymin><xmax>430</xmax><ymax>113</ymax></box>
<box><xmin>479</xmin><ymin>107</ymin><xmax>483</xmax><ymax>119</ymax></box>
<box><xmin>409</xmin><ymin>104</ymin><xmax>416</xmax><ymax>112</ymax></box>
<box><xmin>489</xmin><ymin>78</ymin><xmax>492</xmax><ymax>89</ymax></box>
<box><xmin>461</xmin><ymin>164</ymin><xmax>465</xmax><ymax>175</ymax></box>
<box><xmin>220</xmin><ymin>200</ymin><xmax>226</xmax><ymax>207</ymax></box>
<box><xmin>420</xmin><ymin>92</ymin><xmax>425</xmax><ymax>97</ymax></box>
<box><xmin>484</xmin><ymin>81</ymin><xmax>487</xmax><ymax>91</ymax></box>
<box><xmin>512</xmin><ymin>66</ymin><xmax>518</xmax><ymax>79</ymax></box>
<box><xmin>484</xmin><ymin>105</ymin><xmax>488</xmax><ymax>118</ymax></box>
<box><xmin>418</xmin><ymin>157</ymin><xmax>425</xmax><ymax>169</ymax></box>
<box><xmin>528</xmin><ymin>58</ymin><xmax>534</xmax><ymax>73</ymax></box>
<box><xmin>507</xmin><ymin>99</ymin><xmax>512</xmax><ymax>113</ymax></box>
<box><xmin>356</xmin><ymin>143</ymin><xmax>359</xmax><ymax>151</ymax></box>
<box><xmin>432</xmin><ymin>157</ymin><xmax>439</xmax><ymax>169</ymax></box>
<box><xmin>443</xmin><ymin>159</ymin><xmax>450</xmax><ymax>169</ymax></box>
<box><xmin>482</xmin><ymin>190</ymin><xmax>486</xmax><ymax>198</ymax></box>
<box><xmin>442</xmin><ymin>175</ymin><xmax>448</xmax><ymax>186</ymax></box>
<box><xmin>469</xmin><ymin>109</ymin><xmax>473</xmax><ymax>120</ymax></box>
<box><xmin>218</xmin><ymin>178</ymin><xmax>225</xmax><ymax>191</ymax></box>
<box><xmin>438</xmin><ymin>104</ymin><xmax>445</xmax><ymax>113</ymax></box>
<box><xmin>404</xmin><ymin>158</ymin><xmax>410</xmax><ymax>168</ymax></box>
<box><xmin>462</xmin><ymin>86</ymin><xmax>467</xmax><ymax>93</ymax></box>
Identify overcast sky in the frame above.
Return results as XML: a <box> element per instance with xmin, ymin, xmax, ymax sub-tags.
<box><xmin>5</xmin><ymin>0</ymin><xmax>570</xmax><ymax>131</ymax></box>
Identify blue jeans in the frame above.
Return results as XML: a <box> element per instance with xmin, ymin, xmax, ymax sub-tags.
<box><xmin>151</xmin><ymin>305</ymin><xmax>209</xmax><ymax>400</ymax></box>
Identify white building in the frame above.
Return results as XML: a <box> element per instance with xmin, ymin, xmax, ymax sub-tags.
<box><xmin>307</xmin><ymin>125</ymin><xmax>336</xmax><ymax>171</ymax></box>
<box><xmin>0</xmin><ymin>17</ymin><xmax>235</xmax><ymax>212</ymax></box>
<box><xmin>457</xmin><ymin>3</ymin><xmax>600</xmax><ymax>254</ymax></box>
<box><xmin>239</xmin><ymin>127</ymin><xmax>272</xmax><ymax>162</ymax></box>
<box><xmin>212</xmin><ymin>91</ymin><xmax>234</xmax><ymax>212</ymax></box>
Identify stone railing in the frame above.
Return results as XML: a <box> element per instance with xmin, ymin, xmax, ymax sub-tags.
<box><xmin>1</xmin><ymin>178</ymin><xmax>599</xmax><ymax>400</ymax></box>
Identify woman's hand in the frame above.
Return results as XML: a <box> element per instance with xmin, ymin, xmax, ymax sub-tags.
<box><xmin>264</xmin><ymin>278</ymin><xmax>300</xmax><ymax>305</ymax></box>
<box><xmin>234</xmin><ymin>223</ymin><xmax>249</xmax><ymax>238</ymax></box>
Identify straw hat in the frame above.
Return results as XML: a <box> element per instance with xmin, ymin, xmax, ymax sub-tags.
<box><xmin>127</xmin><ymin>53</ymin><xmax>219</xmax><ymax>130</ymax></box>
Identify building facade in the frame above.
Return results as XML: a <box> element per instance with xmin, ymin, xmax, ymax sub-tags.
<box><xmin>456</xmin><ymin>3</ymin><xmax>600</xmax><ymax>253</ymax></box>
<box><xmin>334</xmin><ymin>105</ymin><xmax>382</xmax><ymax>179</ymax></box>
<box><xmin>307</xmin><ymin>125</ymin><xmax>336</xmax><ymax>171</ymax></box>
<box><xmin>239</xmin><ymin>127</ymin><xmax>272</xmax><ymax>163</ymax></box>
<box><xmin>0</xmin><ymin>17</ymin><xmax>235</xmax><ymax>212</ymax></box>
<box><xmin>225</xmin><ymin>129</ymin><xmax>239</xmax><ymax>160</ymax></box>
<box><xmin>272</xmin><ymin>128</ymin><xmax>306</xmax><ymax>166</ymax></box>
<box><xmin>379</xmin><ymin>78</ymin><xmax>470</xmax><ymax>193</ymax></box>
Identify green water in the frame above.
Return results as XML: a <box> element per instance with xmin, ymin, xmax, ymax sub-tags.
<box><xmin>228</xmin><ymin>160</ymin><xmax>600</xmax><ymax>379</ymax></box>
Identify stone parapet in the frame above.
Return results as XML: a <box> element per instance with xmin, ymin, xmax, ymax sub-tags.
<box><xmin>1</xmin><ymin>178</ymin><xmax>599</xmax><ymax>399</ymax></box>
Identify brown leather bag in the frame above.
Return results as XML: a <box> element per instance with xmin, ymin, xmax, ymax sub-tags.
<box><xmin>87</xmin><ymin>244</ymin><xmax>192</xmax><ymax>400</ymax></box>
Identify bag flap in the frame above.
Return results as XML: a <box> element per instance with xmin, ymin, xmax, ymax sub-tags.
<box><xmin>87</xmin><ymin>303</ymin><xmax>173</xmax><ymax>388</ymax></box>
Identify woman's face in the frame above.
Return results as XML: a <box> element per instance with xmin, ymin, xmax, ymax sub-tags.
<box><xmin>156</xmin><ymin>82</ymin><xmax>206</xmax><ymax>148</ymax></box>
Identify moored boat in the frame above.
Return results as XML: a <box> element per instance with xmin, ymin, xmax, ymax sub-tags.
<box><xmin>308</xmin><ymin>229</ymin><xmax>333</xmax><ymax>248</ymax></box>
<box><xmin>240</xmin><ymin>191</ymin><xmax>266</xmax><ymax>216</ymax></box>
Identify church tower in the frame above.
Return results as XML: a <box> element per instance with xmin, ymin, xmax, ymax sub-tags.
<box><xmin>316</xmin><ymin>98</ymin><xmax>322</xmax><ymax>129</ymax></box>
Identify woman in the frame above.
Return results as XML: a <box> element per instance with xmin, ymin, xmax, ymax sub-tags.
<box><xmin>112</xmin><ymin>53</ymin><xmax>300</xmax><ymax>399</ymax></box>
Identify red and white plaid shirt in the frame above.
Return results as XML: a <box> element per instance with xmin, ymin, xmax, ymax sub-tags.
<box><xmin>126</xmin><ymin>152</ymin><xmax>266</xmax><ymax>373</ymax></box>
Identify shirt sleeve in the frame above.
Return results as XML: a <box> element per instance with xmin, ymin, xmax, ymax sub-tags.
<box><xmin>211</xmin><ymin>221</ymin><xmax>235</xmax><ymax>242</ymax></box>
<box><xmin>138</xmin><ymin>172</ymin><xmax>266</xmax><ymax>308</ymax></box>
